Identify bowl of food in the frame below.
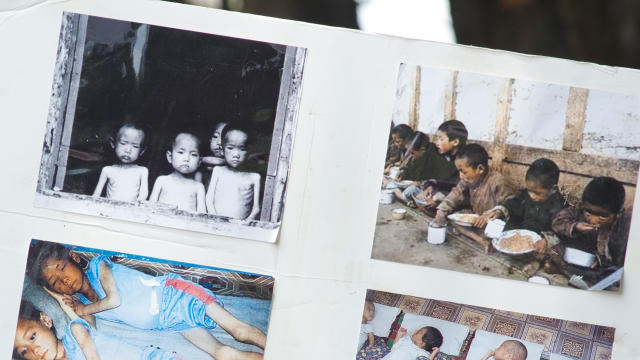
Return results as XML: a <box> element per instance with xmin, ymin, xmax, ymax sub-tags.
<box><xmin>563</xmin><ymin>247</ymin><xmax>597</xmax><ymax>267</ymax></box>
<box><xmin>492</xmin><ymin>229</ymin><xmax>542</xmax><ymax>255</ymax></box>
<box><xmin>447</xmin><ymin>213</ymin><xmax>479</xmax><ymax>227</ymax></box>
<box><xmin>391</xmin><ymin>208</ymin><xmax>407</xmax><ymax>220</ymax></box>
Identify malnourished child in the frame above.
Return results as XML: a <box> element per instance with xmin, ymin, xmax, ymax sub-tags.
<box><xmin>31</xmin><ymin>243</ymin><xmax>266</xmax><ymax>360</ymax></box>
<box><xmin>206</xmin><ymin>124</ymin><xmax>261</xmax><ymax>220</ymax></box>
<box><xmin>149</xmin><ymin>132</ymin><xmax>206</xmax><ymax>213</ymax></box>
<box><xmin>93</xmin><ymin>123</ymin><xmax>149</xmax><ymax>202</ymax></box>
<box><xmin>481</xmin><ymin>340</ymin><xmax>528</xmax><ymax>360</ymax></box>
<box><xmin>14</xmin><ymin>300</ymin><xmax>180</xmax><ymax>360</ymax></box>
<box><xmin>381</xmin><ymin>326</ymin><xmax>442</xmax><ymax>360</ymax></box>
<box><xmin>433</xmin><ymin>144</ymin><xmax>517</xmax><ymax>228</ymax></box>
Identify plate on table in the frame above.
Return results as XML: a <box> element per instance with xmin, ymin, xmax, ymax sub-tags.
<box><xmin>492</xmin><ymin>229</ymin><xmax>542</xmax><ymax>255</ymax></box>
<box><xmin>447</xmin><ymin>213</ymin><xmax>479</xmax><ymax>226</ymax></box>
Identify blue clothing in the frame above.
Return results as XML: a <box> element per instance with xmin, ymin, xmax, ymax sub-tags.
<box><xmin>62</xmin><ymin>318</ymin><xmax>180</xmax><ymax>360</ymax></box>
<box><xmin>77</xmin><ymin>256</ymin><xmax>221</xmax><ymax>332</ymax></box>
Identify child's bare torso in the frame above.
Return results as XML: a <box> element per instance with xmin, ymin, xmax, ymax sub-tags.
<box><xmin>210</xmin><ymin>166</ymin><xmax>259</xmax><ymax>219</ymax></box>
<box><xmin>104</xmin><ymin>165</ymin><xmax>147</xmax><ymax>202</ymax></box>
<box><xmin>155</xmin><ymin>173</ymin><xmax>204</xmax><ymax>212</ymax></box>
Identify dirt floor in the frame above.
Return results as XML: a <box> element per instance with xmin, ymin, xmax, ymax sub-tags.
<box><xmin>371</xmin><ymin>202</ymin><xmax>569</xmax><ymax>287</ymax></box>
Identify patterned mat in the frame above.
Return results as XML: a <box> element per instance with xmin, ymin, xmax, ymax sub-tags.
<box><xmin>367</xmin><ymin>290</ymin><xmax>613</xmax><ymax>360</ymax></box>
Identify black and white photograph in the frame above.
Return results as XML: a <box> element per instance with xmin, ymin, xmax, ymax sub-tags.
<box><xmin>35</xmin><ymin>13</ymin><xmax>306</xmax><ymax>242</ymax></box>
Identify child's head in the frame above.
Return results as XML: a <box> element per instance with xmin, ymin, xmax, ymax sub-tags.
<box><xmin>14</xmin><ymin>301</ymin><xmax>60</xmax><ymax>360</ymax></box>
<box><xmin>111</xmin><ymin>123</ymin><xmax>146</xmax><ymax>164</ymax></box>
<box><xmin>435</xmin><ymin>120</ymin><xmax>468</xmax><ymax>155</ymax></box>
<box><xmin>362</xmin><ymin>301</ymin><xmax>375</xmax><ymax>323</ymax></box>
<box><xmin>411</xmin><ymin>326</ymin><xmax>443</xmax><ymax>352</ymax></box>
<box><xmin>493</xmin><ymin>340</ymin><xmax>528</xmax><ymax>360</ymax></box>
<box><xmin>407</xmin><ymin>132</ymin><xmax>429</xmax><ymax>156</ymax></box>
<box><xmin>581</xmin><ymin>177</ymin><xmax>625</xmax><ymax>227</ymax></box>
<box><xmin>454</xmin><ymin>144</ymin><xmax>488</xmax><ymax>184</ymax></box>
<box><xmin>167</xmin><ymin>132</ymin><xmax>202</xmax><ymax>175</ymax></box>
<box><xmin>210</xmin><ymin>122</ymin><xmax>229</xmax><ymax>157</ymax></box>
<box><xmin>221</xmin><ymin>124</ymin><xmax>250</xmax><ymax>169</ymax></box>
<box><xmin>390</xmin><ymin>124</ymin><xmax>414</xmax><ymax>150</ymax></box>
<box><xmin>524</xmin><ymin>158</ymin><xmax>560</xmax><ymax>202</ymax></box>
<box><xmin>28</xmin><ymin>242</ymin><xmax>85</xmax><ymax>295</ymax></box>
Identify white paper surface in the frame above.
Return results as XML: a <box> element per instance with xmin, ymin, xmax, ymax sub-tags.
<box><xmin>1</xmin><ymin>0</ymin><xmax>639</xmax><ymax>359</ymax></box>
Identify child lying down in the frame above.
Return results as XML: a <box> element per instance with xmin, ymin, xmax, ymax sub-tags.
<box><xmin>382</xmin><ymin>326</ymin><xmax>442</xmax><ymax>360</ymax></box>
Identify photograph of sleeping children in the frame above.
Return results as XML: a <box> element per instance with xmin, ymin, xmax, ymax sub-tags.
<box><xmin>35</xmin><ymin>12</ymin><xmax>306</xmax><ymax>242</ymax></box>
<box><xmin>13</xmin><ymin>239</ymin><xmax>273</xmax><ymax>360</ymax></box>
<box><xmin>357</xmin><ymin>289</ymin><xmax>616</xmax><ymax>360</ymax></box>
<box><xmin>373</xmin><ymin>64</ymin><xmax>639</xmax><ymax>291</ymax></box>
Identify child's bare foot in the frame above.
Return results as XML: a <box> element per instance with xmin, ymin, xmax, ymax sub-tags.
<box><xmin>406</xmin><ymin>201</ymin><xmax>416</xmax><ymax>208</ymax></box>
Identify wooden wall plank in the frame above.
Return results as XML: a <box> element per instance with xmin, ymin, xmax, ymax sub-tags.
<box><xmin>562</xmin><ymin>87</ymin><xmax>589</xmax><ymax>152</ymax></box>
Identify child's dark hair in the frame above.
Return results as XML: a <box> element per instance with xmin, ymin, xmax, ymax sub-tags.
<box><xmin>391</xmin><ymin>124</ymin><xmax>414</xmax><ymax>141</ymax></box>
<box><xmin>221</xmin><ymin>123</ymin><xmax>252</xmax><ymax>147</ymax></box>
<box><xmin>421</xmin><ymin>326</ymin><xmax>443</xmax><ymax>351</ymax></box>
<box><xmin>437</xmin><ymin>120</ymin><xmax>468</xmax><ymax>147</ymax></box>
<box><xmin>409</xmin><ymin>132</ymin><xmax>429</xmax><ymax>151</ymax></box>
<box><xmin>170</xmin><ymin>131</ymin><xmax>205</xmax><ymax>155</ymax></box>
<box><xmin>14</xmin><ymin>301</ymin><xmax>57</xmax><ymax>358</ymax></box>
<box><xmin>115</xmin><ymin>121</ymin><xmax>147</xmax><ymax>147</ymax></box>
<box><xmin>27</xmin><ymin>242</ymin><xmax>74</xmax><ymax>287</ymax></box>
<box><xmin>525</xmin><ymin>158</ymin><xmax>560</xmax><ymax>189</ymax></box>
<box><xmin>582</xmin><ymin>176</ymin><xmax>626</xmax><ymax>214</ymax></box>
<box><xmin>457</xmin><ymin>143</ymin><xmax>488</xmax><ymax>169</ymax></box>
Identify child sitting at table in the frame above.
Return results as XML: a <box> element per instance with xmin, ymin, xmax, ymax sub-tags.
<box><xmin>395</xmin><ymin>120</ymin><xmax>468</xmax><ymax>208</ymax></box>
<box><xmin>382</xmin><ymin>326</ymin><xmax>442</xmax><ymax>360</ymax></box>
<box><xmin>485</xmin><ymin>158</ymin><xmax>566</xmax><ymax>252</ymax></box>
<box><xmin>385</xmin><ymin>124</ymin><xmax>414</xmax><ymax>173</ymax></box>
<box><xmin>481</xmin><ymin>340</ymin><xmax>528</xmax><ymax>360</ymax></box>
<box><xmin>550</xmin><ymin>176</ymin><xmax>630</xmax><ymax>270</ymax></box>
<box><xmin>432</xmin><ymin>143</ymin><xmax>517</xmax><ymax>228</ymax></box>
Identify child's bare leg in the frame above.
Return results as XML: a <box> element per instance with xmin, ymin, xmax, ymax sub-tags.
<box><xmin>181</xmin><ymin>327</ymin><xmax>263</xmax><ymax>360</ymax></box>
<box><xmin>392</xmin><ymin>189</ymin><xmax>405</xmax><ymax>202</ymax></box>
<box><xmin>206</xmin><ymin>302</ymin><xmax>267</xmax><ymax>349</ymax></box>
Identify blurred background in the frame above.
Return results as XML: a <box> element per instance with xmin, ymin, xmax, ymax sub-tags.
<box><xmin>165</xmin><ymin>0</ymin><xmax>640</xmax><ymax>69</ymax></box>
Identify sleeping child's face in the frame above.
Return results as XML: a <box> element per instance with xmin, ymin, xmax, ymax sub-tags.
<box><xmin>582</xmin><ymin>202</ymin><xmax>617</xmax><ymax>228</ymax></box>
<box><xmin>14</xmin><ymin>315</ymin><xmax>62</xmax><ymax>360</ymax></box>
<box><xmin>40</xmin><ymin>257</ymin><xmax>85</xmax><ymax>295</ymax></box>
<box><xmin>168</xmin><ymin>133</ymin><xmax>201</xmax><ymax>175</ymax></box>
<box><xmin>210</xmin><ymin>122</ymin><xmax>228</xmax><ymax>157</ymax></box>
<box><xmin>525</xmin><ymin>180</ymin><xmax>553</xmax><ymax>203</ymax></box>
<box><xmin>455</xmin><ymin>158</ymin><xmax>484</xmax><ymax>184</ymax></box>
<box><xmin>410</xmin><ymin>327</ymin><xmax>428</xmax><ymax>349</ymax></box>
<box><xmin>362</xmin><ymin>301</ymin><xmax>375</xmax><ymax>323</ymax></box>
<box><xmin>223</xmin><ymin>129</ymin><xmax>248</xmax><ymax>168</ymax></box>
<box><xmin>113</xmin><ymin>126</ymin><xmax>145</xmax><ymax>164</ymax></box>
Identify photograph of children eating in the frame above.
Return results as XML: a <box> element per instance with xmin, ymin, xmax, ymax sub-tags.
<box><xmin>356</xmin><ymin>290</ymin><xmax>615</xmax><ymax>360</ymax></box>
<box><xmin>13</xmin><ymin>239</ymin><xmax>273</xmax><ymax>360</ymax></box>
<box><xmin>373</xmin><ymin>64</ymin><xmax>638</xmax><ymax>291</ymax></box>
<box><xmin>35</xmin><ymin>13</ymin><xmax>305</xmax><ymax>241</ymax></box>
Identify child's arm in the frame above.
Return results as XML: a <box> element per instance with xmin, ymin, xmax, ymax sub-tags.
<box><xmin>72</xmin><ymin>260</ymin><xmax>121</xmax><ymax>316</ymax></box>
<box><xmin>201</xmin><ymin>156</ymin><xmax>226</xmax><ymax>167</ymax></box>
<box><xmin>433</xmin><ymin>181</ymin><xmax>466</xmax><ymax>226</ymax></box>
<box><xmin>43</xmin><ymin>287</ymin><xmax>97</xmax><ymax>328</ymax></box>
<box><xmin>480</xmin><ymin>349</ymin><xmax>495</xmax><ymax>360</ymax></box>
<box><xmin>367</xmin><ymin>332</ymin><xmax>375</xmax><ymax>348</ymax></box>
<box><xmin>428</xmin><ymin>347</ymin><xmax>440</xmax><ymax>360</ymax></box>
<box><xmin>551</xmin><ymin>207</ymin><xmax>596</xmax><ymax>237</ymax></box>
<box><xmin>138</xmin><ymin>167</ymin><xmax>149</xmax><ymax>201</ymax></box>
<box><xmin>205</xmin><ymin>168</ymin><xmax>219</xmax><ymax>214</ymax></box>
<box><xmin>92</xmin><ymin>167</ymin><xmax>109</xmax><ymax>197</ymax></box>
<box><xmin>246</xmin><ymin>173</ymin><xmax>261</xmax><ymax>220</ymax></box>
<box><xmin>196</xmin><ymin>182</ymin><xmax>206</xmax><ymax>213</ymax></box>
<box><xmin>148</xmin><ymin>176</ymin><xmax>164</xmax><ymax>202</ymax></box>
<box><xmin>70</xmin><ymin>322</ymin><xmax>101</xmax><ymax>360</ymax></box>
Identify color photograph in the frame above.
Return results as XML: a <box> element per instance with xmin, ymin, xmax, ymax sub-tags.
<box><xmin>373</xmin><ymin>64</ymin><xmax>638</xmax><ymax>290</ymax></box>
<box><xmin>357</xmin><ymin>289</ymin><xmax>615</xmax><ymax>360</ymax></box>
<box><xmin>13</xmin><ymin>239</ymin><xmax>273</xmax><ymax>360</ymax></box>
<box><xmin>35</xmin><ymin>13</ymin><xmax>306</xmax><ymax>242</ymax></box>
